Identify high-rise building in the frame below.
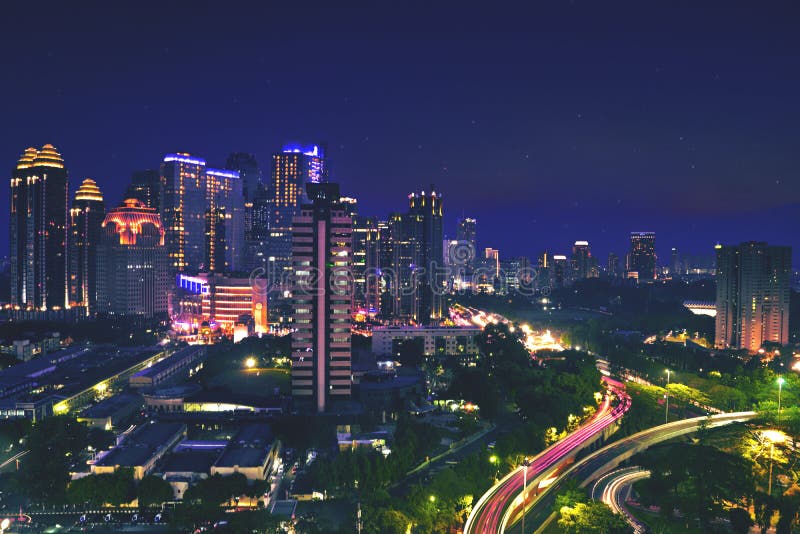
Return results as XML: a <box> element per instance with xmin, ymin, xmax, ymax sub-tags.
<box><xmin>456</xmin><ymin>217</ymin><xmax>477</xmax><ymax>263</ymax></box>
<box><xmin>177</xmin><ymin>273</ymin><xmax>268</xmax><ymax>336</ymax></box>
<box><xmin>407</xmin><ymin>189</ymin><xmax>444</xmax><ymax>324</ymax></box>
<box><xmin>10</xmin><ymin>144</ymin><xmax>69</xmax><ymax>310</ymax></box>
<box><xmin>291</xmin><ymin>182</ymin><xmax>352</xmax><ymax>413</ymax></box>
<box><xmin>125</xmin><ymin>170</ymin><xmax>163</xmax><ymax>213</ymax></box>
<box><xmin>571</xmin><ymin>240</ymin><xmax>598</xmax><ymax>280</ymax></box>
<box><xmin>97</xmin><ymin>199</ymin><xmax>168</xmax><ymax>317</ymax></box>
<box><xmin>552</xmin><ymin>255</ymin><xmax>568</xmax><ymax>289</ymax></box>
<box><xmin>160</xmin><ymin>153</ymin><xmax>243</xmax><ymax>274</ymax></box>
<box><xmin>383</xmin><ymin>212</ymin><xmax>417</xmax><ymax>320</ymax></box>
<box><xmin>670</xmin><ymin>247</ymin><xmax>682</xmax><ymax>277</ymax></box>
<box><xmin>352</xmin><ymin>214</ymin><xmax>381</xmax><ymax>314</ymax></box>
<box><xmin>225</xmin><ymin>152</ymin><xmax>261</xmax><ymax>202</ymax></box>
<box><xmin>266</xmin><ymin>144</ymin><xmax>326</xmax><ymax>284</ymax></box>
<box><xmin>715</xmin><ymin>242</ymin><xmax>791</xmax><ymax>351</ymax></box>
<box><xmin>628</xmin><ymin>232</ymin><xmax>657</xmax><ymax>280</ymax></box>
<box><xmin>68</xmin><ymin>178</ymin><xmax>105</xmax><ymax>313</ymax></box>
<box><xmin>607</xmin><ymin>252</ymin><xmax>620</xmax><ymax>277</ymax></box>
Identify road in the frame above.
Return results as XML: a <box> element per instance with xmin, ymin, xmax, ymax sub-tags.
<box><xmin>507</xmin><ymin>411</ymin><xmax>757</xmax><ymax>533</ymax></box>
<box><xmin>590</xmin><ymin>467</ymin><xmax>650</xmax><ymax>533</ymax></box>
<box><xmin>464</xmin><ymin>377</ymin><xmax>631</xmax><ymax>534</ymax></box>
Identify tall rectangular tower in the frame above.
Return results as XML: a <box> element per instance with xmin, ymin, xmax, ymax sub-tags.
<box><xmin>10</xmin><ymin>145</ymin><xmax>69</xmax><ymax>310</ymax></box>
<box><xmin>628</xmin><ymin>231</ymin><xmax>657</xmax><ymax>280</ymax></box>
<box><xmin>291</xmin><ymin>182</ymin><xmax>352</xmax><ymax>413</ymax></box>
<box><xmin>715</xmin><ymin>242</ymin><xmax>791</xmax><ymax>351</ymax></box>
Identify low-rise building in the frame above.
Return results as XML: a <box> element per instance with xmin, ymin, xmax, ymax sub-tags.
<box><xmin>78</xmin><ymin>393</ymin><xmax>142</xmax><ymax>430</ymax></box>
<box><xmin>92</xmin><ymin>422</ymin><xmax>186</xmax><ymax>480</ymax></box>
<box><xmin>211</xmin><ymin>424</ymin><xmax>279</xmax><ymax>481</ymax></box>
<box><xmin>160</xmin><ymin>441</ymin><xmax>227</xmax><ymax>500</ymax></box>
<box><xmin>371</xmin><ymin>326</ymin><xmax>481</xmax><ymax>358</ymax></box>
<box><xmin>129</xmin><ymin>346</ymin><xmax>206</xmax><ymax>388</ymax></box>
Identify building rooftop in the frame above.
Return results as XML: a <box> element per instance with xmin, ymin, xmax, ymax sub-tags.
<box><xmin>95</xmin><ymin>422</ymin><xmax>185</xmax><ymax>468</ymax></box>
<box><xmin>80</xmin><ymin>393</ymin><xmax>142</xmax><ymax>419</ymax></box>
<box><xmin>213</xmin><ymin>424</ymin><xmax>273</xmax><ymax>468</ymax></box>
<box><xmin>131</xmin><ymin>346</ymin><xmax>204</xmax><ymax>380</ymax></box>
<box><xmin>161</xmin><ymin>447</ymin><xmax>224</xmax><ymax>474</ymax></box>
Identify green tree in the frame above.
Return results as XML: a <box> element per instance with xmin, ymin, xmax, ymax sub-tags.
<box><xmin>557</xmin><ymin>501</ymin><xmax>629</xmax><ymax>534</ymax></box>
<box><xmin>138</xmin><ymin>475</ymin><xmax>174</xmax><ymax>508</ymax></box>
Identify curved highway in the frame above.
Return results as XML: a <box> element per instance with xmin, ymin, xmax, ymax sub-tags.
<box><xmin>591</xmin><ymin>467</ymin><xmax>650</xmax><ymax>533</ymax></box>
<box><xmin>465</xmin><ymin>377</ymin><xmax>631</xmax><ymax>534</ymax></box>
<box><xmin>504</xmin><ymin>411</ymin><xmax>757</xmax><ymax>533</ymax></box>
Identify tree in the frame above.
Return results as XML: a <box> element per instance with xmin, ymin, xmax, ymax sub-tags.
<box><xmin>138</xmin><ymin>475</ymin><xmax>174</xmax><ymax>508</ymax></box>
<box><xmin>557</xmin><ymin>501</ymin><xmax>629</xmax><ymax>534</ymax></box>
<box><xmin>729</xmin><ymin>507</ymin><xmax>754</xmax><ymax>534</ymax></box>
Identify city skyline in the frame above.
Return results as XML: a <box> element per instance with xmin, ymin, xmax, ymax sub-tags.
<box><xmin>2</xmin><ymin>3</ymin><xmax>799</xmax><ymax>264</ymax></box>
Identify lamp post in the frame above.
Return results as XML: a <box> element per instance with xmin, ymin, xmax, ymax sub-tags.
<box><xmin>762</xmin><ymin>430</ymin><xmax>785</xmax><ymax>497</ymax></box>
<box><xmin>777</xmin><ymin>376</ymin><xmax>785</xmax><ymax>413</ymax></box>
<box><xmin>664</xmin><ymin>369</ymin><xmax>672</xmax><ymax>424</ymax></box>
<box><xmin>521</xmin><ymin>459</ymin><xmax>530</xmax><ymax>534</ymax></box>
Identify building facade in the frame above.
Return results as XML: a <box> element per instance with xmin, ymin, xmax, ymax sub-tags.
<box><xmin>291</xmin><ymin>183</ymin><xmax>352</xmax><ymax>413</ymax></box>
<box><xmin>715</xmin><ymin>242</ymin><xmax>791</xmax><ymax>351</ymax></box>
<box><xmin>10</xmin><ymin>144</ymin><xmax>69</xmax><ymax>310</ymax></box>
<box><xmin>97</xmin><ymin>199</ymin><xmax>169</xmax><ymax>317</ymax></box>
<box><xmin>628</xmin><ymin>231</ymin><xmax>657</xmax><ymax>280</ymax></box>
<box><xmin>68</xmin><ymin>178</ymin><xmax>105</xmax><ymax>313</ymax></box>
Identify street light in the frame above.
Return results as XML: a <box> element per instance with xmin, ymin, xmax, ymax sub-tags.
<box><xmin>0</xmin><ymin>518</ymin><xmax>9</xmax><ymax>534</ymax></box>
<box><xmin>762</xmin><ymin>429</ymin><xmax>786</xmax><ymax>496</ymax></box>
<box><xmin>245</xmin><ymin>357</ymin><xmax>256</xmax><ymax>369</ymax></box>
<box><xmin>777</xmin><ymin>376</ymin><xmax>786</xmax><ymax>413</ymax></box>
<box><xmin>664</xmin><ymin>369</ymin><xmax>672</xmax><ymax>424</ymax></box>
<box><xmin>520</xmin><ymin>458</ymin><xmax>531</xmax><ymax>534</ymax></box>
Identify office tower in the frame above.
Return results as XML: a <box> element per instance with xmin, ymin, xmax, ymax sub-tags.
<box><xmin>353</xmin><ymin>215</ymin><xmax>381</xmax><ymax>313</ymax></box>
<box><xmin>291</xmin><ymin>182</ymin><xmax>352</xmax><ymax>413</ymax></box>
<box><xmin>407</xmin><ymin>189</ymin><xmax>444</xmax><ymax>324</ymax></box>
<box><xmin>628</xmin><ymin>231</ymin><xmax>657</xmax><ymax>280</ymax></box>
<box><xmin>10</xmin><ymin>144</ymin><xmax>69</xmax><ymax>310</ymax></box>
<box><xmin>607</xmin><ymin>252</ymin><xmax>620</xmax><ymax>277</ymax></box>
<box><xmin>266</xmin><ymin>144</ymin><xmax>326</xmax><ymax>283</ymax></box>
<box><xmin>160</xmin><ymin>153</ymin><xmax>243</xmax><ymax>274</ymax></box>
<box><xmin>125</xmin><ymin>170</ymin><xmax>163</xmax><ymax>213</ymax></box>
<box><xmin>536</xmin><ymin>251</ymin><xmax>551</xmax><ymax>291</ymax></box>
<box><xmin>715</xmin><ymin>242</ymin><xmax>791</xmax><ymax>351</ymax></box>
<box><xmin>206</xmin><ymin>168</ymin><xmax>244</xmax><ymax>272</ymax></box>
<box><xmin>500</xmin><ymin>256</ymin><xmax>531</xmax><ymax>294</ymax></box>
<box><xmin>456</xmin><ymin>217</ymin><xmax>477</xmax><ymax>264</ymax></box>
<box><xmin>243</xmin><ymin>183</ymin><xmax>270</xmax><ymax>271</ymax></box>
<box><xmin>571</xmin><ymin>240</ymin><xmax>598</xmax><ymax>280</ymax></box>
<box><xmin>68</xmin><ymin>178</ymin><xmax>105</xmax><ymax>313</ymax></box>
<box><xmin>97</xmin><ymin>199</ymin><xmax>168</xmax><ymax>317</ymax></box>
<box><xmin>552</xmin><ymin>255</ymin><xmax>568</xmax><ymax>288</ymax></box>
<box><xmin>225</xmin><ymin>152</ymin><xmax>261</xmax><ymax>202</ymax></box>
<box><xmin>384</xmin><ymin>212</ymin><xmax>417</xmax><ymax>320</ymax></box>
<box><xmin>670</xmin><ymin>247</ymin><xmax>682</xmax><ymax>277</ymax></box>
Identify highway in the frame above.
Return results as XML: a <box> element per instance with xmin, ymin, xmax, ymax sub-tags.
<box><xmin>464</xmin><ymin>377</ymin><xmax>631</xmax><ymax>534</ymax></box>
<box><xmin>505</xmin><ymin>411</ymin><xmax>757</xmax><ymax>533</ymax></box>
<box><xmin>590</xmin><ymin>467</ymin><xmax>650</xmax><ymax>533</ymax></box>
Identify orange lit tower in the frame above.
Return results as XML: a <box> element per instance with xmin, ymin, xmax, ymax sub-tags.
<box><xmin>97</xmin><ymin>199</ymin><xmax>168</xmax><ymax>317</ymax></box>
<box><xmin>10</xmin><ymin>144</ymin><xmax>69</xmax><ymax>310</ymax></box>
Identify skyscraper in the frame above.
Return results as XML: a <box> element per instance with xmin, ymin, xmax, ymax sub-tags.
<box><xmin>571</xmin><ymin>240</ymin><xmax>598</xmax><ymax>280</ymax></box>
<box><xmin>10</xmin><ymin>144</ymin><xmax>69</xmax><ymax>310</ymax></box>
<box><xmin>670</xmin><ymin>247</ymin><xmax>682</xmax><ymax>277</ymax></box>
<box><xmin>97</xmin><ymin>199</ymin><xmax>168</xmax><ymax>317</ymax></box>
<box><xmin>607</xmin><ymin>252</ymin><xmax>620</xmax><ymax>277</ymax></box>
<box><xmin>628</xmin><ymin>231</ymin><xmax>657</xmax><ymax>280</ymax></box>
<box><xmin>225</xmin><ymin>152</ymin><xmax>261</xmax><ymax>202</ymax></box>
<box><xmin>715</xmin><ymin>242</ymin><xmax>791</xmax><ymax>351</ymax></box>
<box><xmin>125</xmin><ymin>169</ymin><xmax>163</xmax><ymax>213</ymax></box>
<box><xmin>160</xmin><ymin>153</ymin><xmax>243</xmax><ymax>273</ymax></box>
<box><xmin>68</xmin><ymin>178</ymin><xmax>105</xmax><ymax>313</ymax></box>
<box><xmin>266</xmin><ymin>144</ymin><xmax>326</xmax><ymax>283</ymax></box>
<box><xmin>407</xmin><ymin>189</ymin><xmax>444</xmax><ymax>324</ymax></box>
<box><xmin>456</xmin><ymin>217</ymin><xmax>477</xmax><ymax>264</ymax></box>
<box><xmin>291</xmin><ymin>182</ymin><xmax>352</xmax><ymax>413</ymax></box>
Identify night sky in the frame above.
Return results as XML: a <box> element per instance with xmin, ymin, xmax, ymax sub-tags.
<box><xmin>2</xmin><ymin>2</ymin><xmax>799</xmax><ymax>264</ymax></box>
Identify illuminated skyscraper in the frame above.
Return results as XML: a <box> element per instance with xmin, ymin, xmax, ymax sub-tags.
<box><xmin>68</xmin><ymin>178</ymin><xmax>105</xmax><ymax>313</ymax></box>
<box><xmin>291</xmin><ymin>182</ymin><xmax>352</xmax><ymax>413</ymax></box>
<box><xmin>571</xmin><ymin>240</ymin><xmax>598</xmax><ymax>280</ymax></box>
<box><xmin>160</xmin><ymin>153</ymin><xmax>243</xmax><ymax>273</ymax></box>
<box><xmin>10</xmin><ymin>144</ymin><xmax>69</xmax><ymax>310</ymax></box>
<box><xmin>715</xmin><ymin>242</ymin><xmax>791</xmax><ymax>351</ymax></box>
<box><xmin>267</xmin><ymin>144</ymin><xmax>326</xmax><ymax>282</ymax></box>
<box><xmin>456</xmin><ymin>217</ymin><xmax>477</xmax><ymax>264</ymax></box>
<box><xmin>628</xmin><ymin>231</ymin><xmax>657</xmax><ymax>280</ymax></box>
<box><xmin>125</xmin><ymin>169</ymin><xmax>163</xmax><ymax>213</ymax></box>
<box><xmin>407</xmin><ymin>189</ymin><xmax>444</xmax><ymax>324</ymax></box>
<box><xmin>97</xmin><ymin>199</ymin><xmax>168</xmax><ymax>317</ymax></box>
<box><xmin>552</xmin><ymin>255</ymin><xmax>568</xmax><ymax>288</ymax></box>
